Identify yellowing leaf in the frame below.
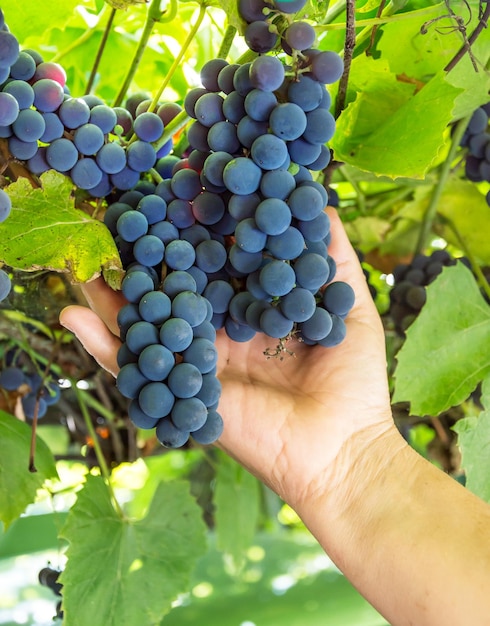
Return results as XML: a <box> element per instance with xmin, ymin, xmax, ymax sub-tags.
<box><xmin>0</xmin><ymin>171</ymin><xmax>122</xmax><ymax>284</ymax></box>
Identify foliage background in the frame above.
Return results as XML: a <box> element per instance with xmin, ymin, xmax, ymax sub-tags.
<box><xmin>0</xmin><ymin>0</ymin><xmax>489</xmax><ymax>623</ymax></box>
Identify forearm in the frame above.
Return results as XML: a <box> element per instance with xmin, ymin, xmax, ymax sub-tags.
<box><xmin>295</xmin><ymin>426</ymin><xmax>490</xmax><ymax>626</ymax></box>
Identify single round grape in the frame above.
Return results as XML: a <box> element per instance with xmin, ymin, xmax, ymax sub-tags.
<box><xmin>156</xmin><ymin>417</ymin><xmax>189</xmax><ymax>448</ymax></box>
<box><xmin>128</xmin><ymin>400</ymin><xmax>160</xmax><ymax>429</ymax></box>
<box><xmin>133</xmin><ymin>234</ymin><xmax>165</xmax><ymax>266</ymax></box>
<box><xmin>260</xmin><ymin>306</ymin><xmax>294</xmax><ymax>338</ymax></box>
<box><xmin>71</xmin><ymin>158</ymin><xmax>103</xmax><ymax>190</ymax></box>
<box><xmin>191</xmin><ymin>409</ymin><xmax>224</xmax><ymax>444</ymax></box>
<box><xmin>138</xmin><ymin>343</ymin><xmax>175</xmax><ymax>381</ymax></box>
<box><xmin>322</xmin><ymin>281</ymin><xmax>355</xmax><ymax>317</ymax></box>
<box><xmin>183</xmin><ymin>337</ymin><xmax>218</xmax><ymax>374</ymax></box>
<box><xmin>245</xmin><ymin>20</ymin><xmax>278</xmax><ymax>53</ymax></box>
<box><xmin>45</xmin><ymin>138</ymin><xmax>79</xmax><ymax>172</ymax></box>
<box><xmin>3</xmin><ymin>80</ymin><xmax>34</xmax><ymax>109</ymax></box>
<box><xmin>172</xmin><ymin>291</ymin><xmax>209</xmax><ymax>327</ymax></box>
<box><xmin>139</xmin><ymin>382</ymin><xmax>175</xmax><ymax>419</ymax></box>
<box><xmin>266</xmin><ymin>226</ymin><xmax>305</xmax><ymax>260</ymax></box>
<box><xmin>235</xmin><ymin>217</ymin><xmax>267</xmax><ymax>253</ymax></box>
<box><xmin>0</xmin><ymin>189</ymin><xmax>12</xmax><ymax>223</ymax></box>
<box><xmin>167</xmin><ymin>363</ymin><xmax>203</xmax><ymax>399</ymax></box>
<box><xmin>255</xmin><ymin>198</ymin><xmax>291</xmax><ymax>235</ymax></box>
<box><xmin>133</xmin><ymin>111</ymin><xmax>164</xmax><ymax>142</ymax></box>
<box><xmin>58</xmin><ymin>97</ymin><xmax>91</xmax><ymax>129</ymax></box>
<box><xmin>285</xmin><ymin>21</ymin><xmax>316</xmax><ymax>51</ymax></box>
<box><xmin>0</xmin><ymin>366</ymin><xmax>25</xmax><ymax>390</ymax></box>
<box><xmin>138</xmin><ymin>291</ymin><xmax>171</xmax><ymax>324</ymax></box>
<box><xmin>73</xmin><ymin>123</ymin><xmax>105</xmax><ymax>155</ymax></box>
<box><xmin>116</xmin><ymin>362</ymin><xmax>150</xmax><ymax>399</ymax></box>
<box><xmin>171</xmin><ymin>397</ymin><xmax>208</xmax><ymax>432</ymax></box>
<box><xmin>250</xmin><ymin>133</ymin><xmax>288</xmax><ymax>170</ymax></box>
<box><xmin>121</xmin><ymin>271</ymin><xmax>155</xmax><ymax>304</ymax></box>
<box><xmin>311</xmin><ymin>51</ymin><xmax>344</xmax><ymax>83</ymax></box>
<box><xmin>293</xmin><ymin>253</ymin><xmax>330</xmax><ymax>291</ymax></box>
<box><xmin>89</xmin><ymin>104</ymin><xmax>117</xmax><ymax>133</ymax></box>
<box><xmin>165</xmin><ymin>239</ymin><xmax>196</xmax><ymax>270</ymax></box>
<box><xmin>259</xmin><ymin>260</ymin><xmax>296</xmax><ymax>297</ymax></box>
<box><xmin>269</xmin><ymin>102</ymin><xmax>307</xmax><ymax>141</ymax></box>
<box><xmin>203</xmin><ymin>280</ymin><xmax>235</xmax><ymax>314</ymax></box>
<box><xmin>300</xmin><ymin>306</ymin><xmax>333</xmax><ymax>341</ymax></box>
<box><xmin>126</xmin><ymin>140</ymin><xmax>157</xmax><ymax>172</ymax></box>
<box><xmin>200</xmin><ymin>58</ymin><xmax>229</xmax><ymax>91</ymax></box>
<box><xmin>116</xmin><ymin>210</ymin><xmax>148</xmax><ymax>242</ymax></box>
<box><xmin>280</xmin><ymin>287</ymin><xmax>316</xmax><ymax>322</ymax></box>
<box><xmin>160</xmin><ymin>317</ymin><xmax>194</xmax><ymax>353</ymax></box>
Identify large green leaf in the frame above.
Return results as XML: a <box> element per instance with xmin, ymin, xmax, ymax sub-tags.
<box><xmin>453</xmin><ymin>376</ymin><xmax>490</xmax><ymax>503</ymax></box>
<box><xmin>214</xmin><ymin>452</ymin><xmax>260</xmax><ymax>572</ymax></box>
<box><xmin>331</xmin><ymin>58</ymin><xmax>458</xmax><ymax>178</ymax></box>
<box><xmin>393</xmin><ymin>263</ymin><xmax>490</xmax><ymax>415</ymax></box>
<box><xmin>0</xmin><ymin>171</ymin><xmax>122</xmax><ymax>285</ymax></box>
<box><xmin>59</xmin><ymin>474</ymin><xmax>207</xmax><ymax>626</ymax></box>
<box><xmin>0</xmin><ymin>0</ymin><xmax>80</xmax><ymax>41</ymax></box>
<box><xmin>0</xmin><ymin>411</ymin><xmax>58</xmax><ymax>529</ymax></box>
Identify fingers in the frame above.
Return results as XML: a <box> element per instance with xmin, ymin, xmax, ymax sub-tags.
<box><xmin>60</xmin><ymin>305</ymin><xmax>121</xmax><ymax>377</ymax></box>
<box><xmin>80</xmin><ymin>276</ymin><xmax>127</xmax><ymax>336</ymax></box>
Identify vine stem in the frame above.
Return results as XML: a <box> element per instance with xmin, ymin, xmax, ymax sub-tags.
<box><xmin>444</xmin><ymin>1</ymin><xmax>490</xmax><ymax>72</ymax></box>
<box><xmin>217</xmin><ymin>24</ymin><xmax>237</xmax><ymax>60</ymax></box>
<box><xmin>74</xmin><ymin>384</ymin><xmax>125</xmax><ymax>518</ymax></box>
<box><xmin>335</xmin><ymin>0</ymin><xmax>355</xmax><ymax>118</ymax></box>
<box><xmin>415</xmin><ymin>114</ymin><xmax>471</xmax><ymax>254</ymax></box>
<box><xmin>319</xmin><ymin>4</ymin><xmax>441</xmax><ymax>32</ymax></box>
<box><xmin>85</xmin><ymin>7</ymin><xmax>117</xmax><ymax>94</ymax></box>
<box><xmin>113</xmin><ymin>0</ymin><xmax>169</xmax><ymax>108</ymax></box>
<box><xmin>147</xmin><ymin>4</ymin><xmax>207</xmax><ymax>113</ymax></box>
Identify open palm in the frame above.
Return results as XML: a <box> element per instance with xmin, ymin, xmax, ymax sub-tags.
<box><xmin>60</xmin><ymin>208</ymin><xmax>394</xmax><ymax>507</ymax></box>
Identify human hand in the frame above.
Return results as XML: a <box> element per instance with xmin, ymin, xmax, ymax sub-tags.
<box><xmin>60</xmin><ymin>208</ymin><xmax>396</xmax><ymax>511</ymax></box>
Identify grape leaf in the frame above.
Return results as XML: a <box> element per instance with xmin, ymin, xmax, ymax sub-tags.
<box><xmin>214</xmin><ymin>452</ymin><xmax>260</xmax><ymax>572</ymax></box>
<box><xmin>436</xmin><ymin>178</ymin><xmax>490</xmax><ymax>265</ymax></box>
<box><xmin>0</xmin><ymin>171</ymin><xmax>123</xmax><ymax>286</ymax></box>
<box><xmin>0</xmin><ymin>0</ymin><xmax>79</xmax><ymax>41</ymax></box>
<box><xmin>332</xmin><ymin>66</ymin><xmax>459</xmax><ymax>178</ymax></box>
<box><xmin>59</xmin><ymin>474</ymin><xmax>207</xmax><ymax>626</ymax></box>
<box><xmin>0</xmin><ymin>411</ymin><xmax>58</xmax><ymax>529</ymax></box>
<box><xmin>393</xmin><ymin>263</ymin><xmax>490</xmax><ymax>415</ymax></box>
<box><xmin>452</xmin><ymin>376</ymin><xmax>490</xmax><ymax>503</ymax></box>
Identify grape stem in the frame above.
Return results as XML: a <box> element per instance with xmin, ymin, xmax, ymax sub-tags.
<box><xmin>147</xmin><ymin>4</ymin><xmax>207</xmax><ymax>113</ymax></box>
<box><xmin>414</xmin><ymin>113</ymin><xmax>471</xmax><ymax>255</ymax></box>
<box><xmin>85</xmin><ymin>7</ymin><xmax>117</xmax><ymax>95</ymax></box>
<box><xmin>334</xmin><ymin>0</ymin><xmax>356</xmax><ymax>118</ymax></box>
<box><xmin>113</xmin><ymin>0</ymin><xmax>173</xmax><ymax>108</ymax></box>
<box><xmin>217</xmin><ymin>24</ymin><xmax>237</xmax><ymax>60</ymax></box>
<box><xmin>74</xmin><ymin>384</ymin><xmax>125</xmax><ymax>518</ymax></box>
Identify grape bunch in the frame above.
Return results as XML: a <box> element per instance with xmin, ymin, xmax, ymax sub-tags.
<box><xmin>1</xmin><ymin>2</ymin><xmax>358</xmax><ymax>449</ymax></box>
<box><xmin>0</xmin><ymin>362</ymin><xmax>61</xmax><ymax>419</ymax></box>
<box><xmin>388</xmin><ymin>250</ymin><xmax>464</xmax><ymax>334</ymax></box>
<box><xmin>38</xmin><ymin>566</ymin><xmax>63</xmax><ymax>621</ymax></box>
<box><xmin>460</xmin><ymin>101</ymin><xmax>490</xmax><ymax>206</ymax></box>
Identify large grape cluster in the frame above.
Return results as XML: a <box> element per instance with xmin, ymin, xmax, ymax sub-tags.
<box><xmin>0</xmin><ymin>3</ymin><xmax>357</xmax><ymax>448</ymax></box>
<box><xmin>460</xmin><ymin>101</ymin><xmax>490</xmax><ymax>206</ymax></box>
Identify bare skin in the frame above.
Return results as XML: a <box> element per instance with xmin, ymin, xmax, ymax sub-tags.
<box><xmin>60</xmin><ymin>208</ymin><xmax>490</xmax><ymax>626</ymax></box>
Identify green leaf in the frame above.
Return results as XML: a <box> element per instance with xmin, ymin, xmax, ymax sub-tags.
<box><xmin>0</xmin><ymin>171</ymin><xmax>123</xmax><ymax>285</ymax></box>
<box><xmin>214</xmin><ymin>452</ymin><xmax>260</xmax><ymax>572</ymax></box>
<box><xmin>0</xmin><ymin>0</ymin><xmax>80</xmax><ymax>41</ymax></box>
<box><xmin>331</xmin><ymin>57</ymin><xmax>459</xmax><ymax>178</ymax></box>
<box><xmin>453</xmin><ymin>376</ymin><xmax>490</xmax><ymax>503</ymax></box>
<box><xmin>393</xmin><ymin>263</ymin><xmax>490</xmax><ymax>415</ymax></box>
<box><xmin>0</xmin><ymin>411</ymin><xmax>58</xmax><ymax>529</ymax></box>
<box><xmin>436</xmin><ymin>178</ymin><xmax>490</xmax><ymax>265</ymax></box>
<box><xmin>59</xmin><ymin>474</ymin><xmax>207</xmax><ymax>626</ymax></box>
